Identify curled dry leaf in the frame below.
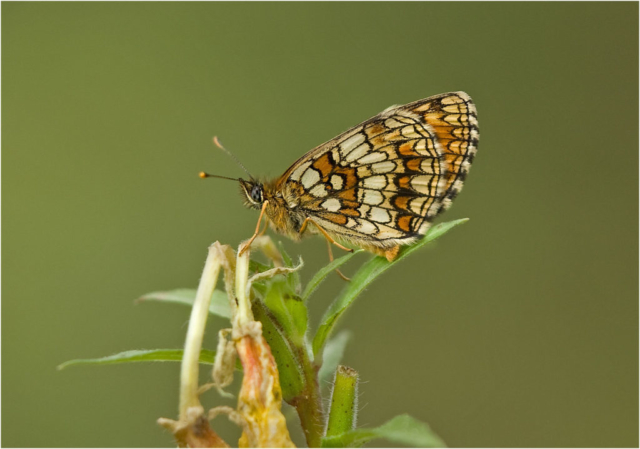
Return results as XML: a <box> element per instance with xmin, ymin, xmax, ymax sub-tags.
<box><xmin>235</xmin><ymin>321</ymin><xmax>295</xmax><ymax>448</ymax></box>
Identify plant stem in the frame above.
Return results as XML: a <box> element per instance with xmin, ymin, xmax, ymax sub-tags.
<box><xmin>325</xmin><ymin>365</ymin><xmax>359</xmax><ymax>438</ymax></box>
<box><xmin>179</xmin><ymin>243</ymin><xmax>222</xmax><ymax>419</ymax></box>
<box><xmin>234</xmin><ymin>241</ymin><xmax>253</xmax><ymax>325</ymax></box>
<box><xmin>293</xmin><ymin>362</ymin><xmax>325</xmax><ymax>448</ymax></box>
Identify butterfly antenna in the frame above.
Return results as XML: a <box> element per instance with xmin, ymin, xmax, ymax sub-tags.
<box><xmin>212</xmin><ymin>136</ymin><xmax>254</xmax><ymax>179</ymax></box>
<box><xmin>199</xmin><ymin>172</ymin><xmax>239</xmax><ymax>182</ymax></box>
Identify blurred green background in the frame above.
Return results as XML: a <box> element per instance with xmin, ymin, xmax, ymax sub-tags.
<box><xmin>2</xmin><ymin>2</ymin><xmax>637</xmax><ymax>447</ymax></box>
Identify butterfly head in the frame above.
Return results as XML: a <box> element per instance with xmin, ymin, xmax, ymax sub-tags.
<box><xmin>201</xmin><ymin>136</ymin><xmax>267</xmax><ymax>209</ymax></box>
<box><xmin>239</xmin><ymin>179</ymin><xmax>265</xmax><ymax>209</ymax></box>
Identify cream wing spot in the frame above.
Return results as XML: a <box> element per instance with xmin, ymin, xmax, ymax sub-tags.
<box><xmin>384</xmin><ymin>118</ymin><xmax>404</xmax><ymax>129</ymax></box>
<box><xmin>309</xmin><ymin>184</ymin><xmax>328</xmax><ymax>198</ymax></box>
<box><xmin>369</xmin><ymin>207</ymin><xmax>391</xmax><ymax>223</ymax></box>
<box><xmin>345</xmin><ymin>142</ymin><xmax>371</xmax><ymax>163</ymax></box>
<box><xmin>395</xmin><ymin>115</ymin><xmax>416</xmax><ymax>125</ymax></box>
<box><xmin>443</xmin><ymin>114</ymin><xmax>462</xmax><ymax>126</ymax></box>
<box><xmin>331</xmin><ymin>148</ymin><xmax>342</xmax><ymax>164</ymax></box>
<box><xmin>321</xmin><ymin>198</ymin><xmax>341</xmax><ymax>212</ymax></box>
<box><xmin>371</xmin><ymin>161</ymin><xmax>396</xmax><ymax>174</ymax></box>
<box><xmin>401</xmin><ymin>126</ymin><xmax>421</xmax><ymax>139</ymax></box>
<box><xmin>443</xmin><ymin>103</ymin><xmax>468</xmax><ymax>113</ymax></box>
<box><xmin>357</xmin><ymin>151</ymin><xmax>387</xmax><ymax>165</ymax></box>
<box><xmin>409</xmin><ymin>197</ymin><xmax>427</xmax><ymax>215</ymax></box>
<box><xmin>362</xmin><ymin>175</ymin><xmax>387</xmax><ymax>189</ymax></box>
<box><xmin>363</xmin><ymin>189</ymin><xmax>383</xmax><ymax>206</ymax></box>
<box><xmin>301</xmin><ymin>168</ymin><xmax>321</xmax><ymax>188</ymax></box>
<box><xmin>441</xmin><ymin>94</ymin><xmax>465</xmax><ymax>105</ymax></box>
<box><xmin>420</xmin><ymin>158</ymin><xmax>438</xmax><ymax>174</ymax></box>
<box><xmin>290</xmin><ymin>161</ymin><xmax>312</xmax><ymax>182</ymax></box>
<box><xmin>330</xmin><ymin>175</ymin><xmax>343</xmax><ymax>190</ymax></box>
<box><xmin>410</xmin><ymin>175</ymin><xmax>435</xmax><ymax>195</ymax></box>
<box><xmin>339</xmin><ymin>133</ymin><xmax>366</xmax><ymax>158</ymax></box>
<box><xmin>355</xmin><ymin>219</ymin><xmax>377</xmax><ymax>234</ymax></box>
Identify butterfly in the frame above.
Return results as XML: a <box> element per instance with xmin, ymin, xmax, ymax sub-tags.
<box><xmin>201</xmin><ymin>91</ymin><xmax>478</xmax><ymax>265</ymax></box>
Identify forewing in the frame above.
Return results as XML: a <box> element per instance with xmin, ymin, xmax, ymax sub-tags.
<box><xmin>279</xmin><ymin>92</ymin><xmax>478</xmax><ymax>243</ymax></box>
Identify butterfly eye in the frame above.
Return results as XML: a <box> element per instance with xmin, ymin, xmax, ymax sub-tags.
<box><xmin>251</xmin><ymin>185</ymin><xmax>263</xmax><ymax>203</ymax></box>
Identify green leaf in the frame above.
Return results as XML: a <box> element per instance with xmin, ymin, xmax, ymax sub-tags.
<box><xmin>252</xmin><ymin>282</ymin><xmax>267</xmax><ymax>296</ymax></box>
<box><xmin>321</xmin><ymin>414</ymin><xmax>446</xmax><ymax>448</ymax></box>
<box><xmin>262</xmin><ymin>280</ymin><xmax>308</xmax><ymax>346</ymax></box>
<box><xmin>57</xmin><ymin>348</ymin><xmax>217</xmax><ymax>370</ymax></box>
<box><xmin>252</xmin><ymin>300</ymin><xmax>306</xmax><ymax>401</ymax></box>
<box><xmin>137</xmin><ymin>288</ymin><xmax>231</xmax><ymax>319</ymax></box>
<box><xmin>250</xmin><ymin>259</ymin><xmax>271</xmax><ymax>274</ymax></box>
<box><xmin>301</xmin><ymin>250</ymin><xmax>363</xmax><ymax>302</ymax></box>
<box><xmin>313</xmin><ymin>219</ymin><xmax>468</xmax><ymax>357</ymax></box>
<box><xmin>318</xmin><ymin>330</ymin><xmax>351</xmax><ymax>384</ymax></box>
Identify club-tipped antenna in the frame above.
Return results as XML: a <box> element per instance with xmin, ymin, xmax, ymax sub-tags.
<box><xmin>199</xmin><ymin>172</ymin><xmax>239</xmax><ymax>182</ymax></box>
<box><xmin>212</xmin><ymin>136</ymin><xmax>254</xmax><ymax>179</ymax></box>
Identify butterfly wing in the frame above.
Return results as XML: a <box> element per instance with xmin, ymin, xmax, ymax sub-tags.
<box><xmin>278</xmin><ymin>91</ymin><xmax>478</xmax><ymax>246</ymax></box>
<box><xmin>400</xmin><ymin>91</ymin><xmax>479</xmax><ymax>211</ymax></box>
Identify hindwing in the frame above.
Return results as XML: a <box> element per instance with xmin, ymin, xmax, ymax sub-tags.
<box><xmin>401</xmin><ymin>91</ymin><xmax>479</xmax><ymax>210</ymax></box>
<box><xmin>277</xmin><ymin>92</ymin><xmax>479</xmax><ymax>244</ymax></box>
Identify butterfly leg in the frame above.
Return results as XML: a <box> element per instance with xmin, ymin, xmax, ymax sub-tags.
<box><xmin>258</xmin><ymin>217</ymin><xmax>269</xmax><ymax>236</ymax></box>
<box><xmin>239</xmin><ymin>201</ymin><xmax>269</xmax><ymax>256</ymax></box>
<box><xmin>326</xmin><ymin>239</ymin><xmax>351</xmax><ymax>282</ymax></box>
<box><xmin>299</xmin><ymin>217</ymin><xmax>354</xmax><ymax>253</ymax></box>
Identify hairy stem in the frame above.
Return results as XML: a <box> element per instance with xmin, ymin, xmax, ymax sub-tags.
<box><xmin>325</xmin><ymin>365</ymin><xmax>359</xmax><ymax>438</ymax></box>
<box><xmin>293</xmin><ymin>361</ymin><xmax>325</xmax><ymax>448</ymax></box>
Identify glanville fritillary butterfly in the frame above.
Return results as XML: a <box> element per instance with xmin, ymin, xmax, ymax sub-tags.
<box><xmin>201</xmin><ymin>91</ymin><xmax>479</xmax><ymax>268</ymax></box>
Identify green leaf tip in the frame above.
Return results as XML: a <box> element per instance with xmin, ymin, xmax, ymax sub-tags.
<box><xmin>137</xmin><ymin>288</ymin><xmax>232</xmax><ymax>319</ymax></box>
<box><xmin>302</xmin><ymin>250</ymin><xmax>363</xmax><ymax>302</ymax></box>
<box><xmin>321</xmin><ymin>414</ymin><xmax>446</xmax><ymax>448</ymax></box>
<box><xmin>313</xmin><ymin>218</ymin><xmax>468</xmax><ymax>357</ymax></box>
<box><xmin>57</xmin><ymin>348</ymin><xmax>217</xmax><ymax>371</ymax></box>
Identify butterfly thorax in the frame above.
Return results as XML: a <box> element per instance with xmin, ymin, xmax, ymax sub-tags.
<box><xmin>265</xmin><ymin>181</ymin><xmax>311</xmax><ymax>240</ymax></box>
